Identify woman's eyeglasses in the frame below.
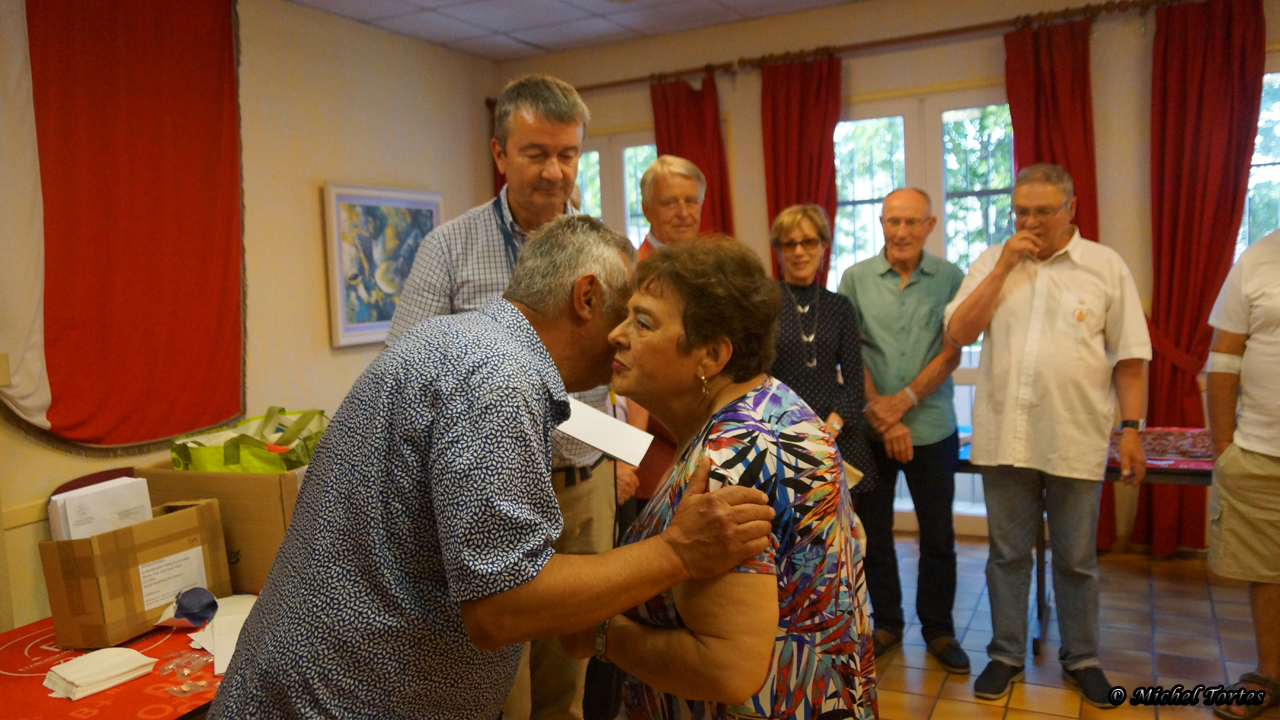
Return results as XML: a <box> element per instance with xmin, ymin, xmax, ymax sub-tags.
<box><xmin>773</xmin><ymin>238</ymin><xmax>821</xmax><ymax>252</ymax></box>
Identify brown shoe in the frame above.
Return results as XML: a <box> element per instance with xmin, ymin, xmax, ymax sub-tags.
<box><xmin>927</xmin><ymin>636</ymin><xmax>971</xmax><ymax>674</ymax></box>
<box><xmin>872</xmin><ymin>628</ymin><xmax>902</xmax><ymax>658</ymax></box>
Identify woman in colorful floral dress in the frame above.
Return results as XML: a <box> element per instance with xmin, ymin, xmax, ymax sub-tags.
<box><xmin>568</xmin><ymin>238</ymin><xmax>877</xmax><ymax>720</ymax></box>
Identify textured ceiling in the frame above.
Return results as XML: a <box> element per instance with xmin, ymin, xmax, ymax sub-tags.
<box><xmin>289</xmin><ymin>0</ymin><xmax>855</xmax><ymax>60</ymax></box>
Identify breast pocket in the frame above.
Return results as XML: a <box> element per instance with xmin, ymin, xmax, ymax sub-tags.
<box><xmin>1061</xmin><ymin>290</ymin><xmax>1105</xmax><ymax>340</ymax></box>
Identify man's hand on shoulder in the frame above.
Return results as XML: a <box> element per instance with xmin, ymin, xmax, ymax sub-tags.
<box><xmin>660</xmin><ymin>457</ymin><xmax>774</xmax><ymax>581</ymax></box>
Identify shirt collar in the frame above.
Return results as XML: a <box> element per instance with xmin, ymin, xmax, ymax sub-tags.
<box><xmin>644</xmin><ymin>232</ymin><xmax>666</xmax><ymax>251</ymax></box>
<box><xmin>480</xmin><ymin>298</ymin><xmax>571</xmax><ymax>423</ymax></box>
<box><xmin>874</xmin><ymin>249</ymin><xmax>937</xmax><ymax>277</ymax></box>
<box><xmin>1047</xmin><ymin>228</ymin><xmax>1085</xmax><ymax>264</ymax></box>
<box><xmin>498</xmin><ymin>185</ymin><xmax>578</xmax><ymax>241</ymax></box>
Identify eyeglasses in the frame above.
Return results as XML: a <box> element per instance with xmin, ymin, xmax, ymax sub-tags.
<box><xmin>773</xmin><ymin>238</ymin><xmax>821</xmax><ymax>252</ymax></box>
<box><xmin>880</xmin><ymin>216</ymin><xmax>930</xmax><ymax>230</ymax></box>
<box><xmin>1010</xmin><ymin>199</ymin><xmax>1069</xmax><ymax>223</ymax></box>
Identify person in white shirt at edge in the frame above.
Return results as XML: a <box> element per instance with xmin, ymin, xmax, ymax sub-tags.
<box><xmin>385</xmin><ymin>75</ymin><xmax>614</xmax><ymax>720</ymax></box>
<box><xmin>617</xmin><ymin>156</ymin><xmax>707</xmax><ymax>514</ymax></box>
<box><xmin>944</xmin><ymin>163</ymin><xmax>1150</xmax><ymax>710</ymax></box>
<box><xmin>1205</xmin><ymin>230</ymin><xmax>1280</xmax><ymax>720</ymax></box>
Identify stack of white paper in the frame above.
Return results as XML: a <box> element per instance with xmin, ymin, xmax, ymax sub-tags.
<box><xmin>43</xmin><ymin>648</ymin><xmax>157</xmax><ymax>700</ymax></box>
<box><xmin>48</xmin><ymin>477</ymin><xmax>153</xmax><ymax>541</ymax></box>
<box><xmin>189</xmin><ymin>594</ymin><xmax>258</xmax><ymax>676</ymax></box>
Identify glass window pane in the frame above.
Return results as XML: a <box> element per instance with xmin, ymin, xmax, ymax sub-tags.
<box><xmin>575</xmin><ymin>150</ymin><xmax>601</xmax><ymax>219</ymax></box>
<box><xmin>1239</xmin><ymin>73</ymin><xmax>1280</xmax><ymax>259</ymax></box>
<box><xmin>623</xmin><ymin>144</ymin><xmax>657</xmax><ymax>247</ymax></box>
<box><xmin>942</xmin><ymin>104</ymin><xmax>1014</xmax><ymax>272</ymax></box>
<box><xmin>829</xmin><ymin>116</ymin><xmax>905</xmax><ymax>290</ymax></box>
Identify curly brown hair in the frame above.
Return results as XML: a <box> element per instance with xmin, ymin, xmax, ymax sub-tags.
<box><xmin>636</xmin><ymin>238</ymin><xmax>781</xmax><ymax>382</ymax></box>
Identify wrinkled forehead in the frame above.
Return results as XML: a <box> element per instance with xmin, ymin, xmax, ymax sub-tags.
<box><xmin>1013</xmin><ymin>181</ymin><xmax>1068</xmax><ymax>208</ymax></box>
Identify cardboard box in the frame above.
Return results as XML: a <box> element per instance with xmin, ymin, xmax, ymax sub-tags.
<box><xmin>133</xmin><ymin>461</ymin><xmax>301</xmax><ymax>594</ymax></box>
<box><xmin>39</xmin><ymin>499</ymin><xmax>232</xmax><ymax>649</ymax></box>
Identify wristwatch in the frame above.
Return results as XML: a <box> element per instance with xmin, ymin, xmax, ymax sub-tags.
<box><xmin>593</xmin><ymin>619</ymin><xmax>610</xmax><ymax>663</ymax></box>
<box><xmin>1120</xmin><ymin>419</ymin><xmax>1146</xmax><ymax>433</ymax></box>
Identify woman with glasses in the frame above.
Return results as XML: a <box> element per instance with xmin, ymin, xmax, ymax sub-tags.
<box><xmin>769</xmin><ymin>205</ymin><xmax>878</xmax><ymax>502</ymax></box>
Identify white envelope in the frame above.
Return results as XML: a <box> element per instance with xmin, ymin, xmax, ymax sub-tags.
<box><xmin>557</xmin><ymin>397</ymin><xmax>654</xmax><ymax>466</ymax></box>
<box><xmin>48</xmin><ymin>476</ymin><xmax>153</xmax><ymax>541</ymax></box>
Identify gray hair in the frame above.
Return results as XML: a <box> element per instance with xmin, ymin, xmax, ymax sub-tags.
<box><xmin>640</xmin><ymin>155</ymin><xmax>707</xmax><ymax>206</ymax></box>
<box><xmin>504</xmin><ymin>215</ymin><xmax>637</xmax><ymax>318</ymax></box>
<box><xmin>1015</xmin><ymin>163</ymin><xmax>1074</xmax><ymax>200</ymax></box>
<box><xmin>493</xmin><ymin>75</ymin><xmax>590</xmax><ymax>150</ymax></box>
<box><xmin>885</xmin><ymin>187</ymin><xmax>933</xmax><ymax>215</ymax></box>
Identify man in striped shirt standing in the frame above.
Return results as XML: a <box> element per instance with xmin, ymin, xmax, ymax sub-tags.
<box><xmin>388</xmin><ymin>74</ymin><xmax>613</xmax><ymax>720</ymax></box>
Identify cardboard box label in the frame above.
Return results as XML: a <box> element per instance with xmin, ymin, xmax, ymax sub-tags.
<box><xmin>138</xmin><ymin>546</ymin><xmax>206</xmax><ymax>611</ymax></box>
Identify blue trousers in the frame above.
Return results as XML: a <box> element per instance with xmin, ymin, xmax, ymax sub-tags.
<box><xmin>980</xmin><ymin>466</ymin><xmax>1103</xmax><ymax>670</ymax></box>
<box><xmin>855</xmin><ymin>431</ymin><xmax>959</xmax><ymax>644</ymax></box>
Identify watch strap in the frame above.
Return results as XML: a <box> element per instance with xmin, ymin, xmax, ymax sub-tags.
<box><xmin>593</xmin><ymin>619</ymin><xmax>610</xmax><ymax>663</ymax></box>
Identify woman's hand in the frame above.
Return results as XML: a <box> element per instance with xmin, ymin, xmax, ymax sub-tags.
<box><xmin>825</xmin><ymin>412</ymin><xmax>844</xmax><ymax>438</ymax></box>
<box><xmin>882</xmin><ymin>423</ymin><xmax>914</xmax><ymax>463</ymax></box>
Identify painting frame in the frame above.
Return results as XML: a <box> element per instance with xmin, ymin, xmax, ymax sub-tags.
<box><xmin>322</xmin><ymin>183</ymin><xmax>442</xmax><ymax>347</ymax></box>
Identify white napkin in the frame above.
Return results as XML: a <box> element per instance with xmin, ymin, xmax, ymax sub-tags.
<box><xmin>187</xmin><ymin>594</ymin><xmax>258</xmax><ymax>676</ymax></box>
<box><xmin>43</xmin><ymin>648</ymin><xmax>157</xmax><ymax>701</ymax></box>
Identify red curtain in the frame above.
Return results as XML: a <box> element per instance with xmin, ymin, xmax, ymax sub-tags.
<box><xmin>760</xmin><ymin>56</ymin><xmax>841</xmax><ymax>284</ymax></box>
<box><xmin>1005</xmin><ymin>19</ymin><xmax>1118</xmax><ymax>548</ymax></box>
<box><xmin>650</xmin><ymin>70</ymin><xmax>734</xmax><ymax>235</ymax></box>
<box><xmin>1004</xmin><ymin>20</ymin><xmax>1100</xmax><ymax>243</ymax></box>
<box><xmin>27</xmin><ymin>0</ymin><xmax>242</xmax><ymax>444</ymax></box>
<box><xmin>1130</xmin><ymin>0</ymin><xmax>1264</xmax><ymax>555</ymax></box>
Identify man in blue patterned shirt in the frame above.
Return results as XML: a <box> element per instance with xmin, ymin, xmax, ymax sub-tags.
<box><xmin>387</xmin><ymin>76</ymin><xmax>614</xmax><ymax>720</ymax></box>
<box><xmin>209</xmin><ymin>217</ymin><xmax>776</xmax><ymax>720</ymax></box>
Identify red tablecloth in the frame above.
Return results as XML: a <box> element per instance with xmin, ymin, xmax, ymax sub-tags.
<box><xmin>0</xmin><ymin>617</ymin><xmax>217</xmax><ymax>719</ymax></box>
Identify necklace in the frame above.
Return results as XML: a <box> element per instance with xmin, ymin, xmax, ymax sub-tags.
<box><xmin>782</xmin><ymin>281</ymin><xmax>820</xmax><ymax>368</ymax></box>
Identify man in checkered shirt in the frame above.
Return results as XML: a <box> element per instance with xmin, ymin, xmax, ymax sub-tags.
<box><xmin>387</xmin><ymin>74</ymin><xmax>613</xmax><ymax>720</ymax></box>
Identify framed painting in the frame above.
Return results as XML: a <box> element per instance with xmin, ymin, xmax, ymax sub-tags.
<box><xmin>323</xmin><ymin>184</ymin><xmax>442</xmax><ymax>347</ymax></box>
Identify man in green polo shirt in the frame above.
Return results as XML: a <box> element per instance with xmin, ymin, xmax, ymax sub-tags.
<box><xmin>837</xmin><ymin>187</ymin><xmax>968</xmax><ymax>674</ymax></box>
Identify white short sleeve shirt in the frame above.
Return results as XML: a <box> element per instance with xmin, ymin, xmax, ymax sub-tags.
<box><xmin>1208</xmin><ymin>230</ymin><xmax>1280</xmax><ymax>458</ymax></box>
<box><xmin>945</xmin><ymin>231</ymin><xmax>1152</xmax><ymax>480</ymax></box>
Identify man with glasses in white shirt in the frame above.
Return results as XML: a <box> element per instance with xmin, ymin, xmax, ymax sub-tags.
<box><xmin>945</xmin><ymin>164</ymin><xmax>1150</xmax><ymax>709</ymax></box>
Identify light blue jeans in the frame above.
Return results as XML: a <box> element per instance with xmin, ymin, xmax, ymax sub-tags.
<box><xmin>980</xmin><ymin>466</ymin><xmax>1103</xmax><ymax>671</ymax></box>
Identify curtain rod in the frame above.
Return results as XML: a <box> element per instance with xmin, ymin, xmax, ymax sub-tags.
<box><xmin>570</xmin><ymin>0</ymin><xmax>1192</xmax><ymax>94</ymax></box>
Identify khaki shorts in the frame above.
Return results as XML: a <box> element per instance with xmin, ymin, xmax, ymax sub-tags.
<box><xmin>1208</xmin><ymin>443</ymin><xmax>1280</xmax><ymax>583</ymax></box>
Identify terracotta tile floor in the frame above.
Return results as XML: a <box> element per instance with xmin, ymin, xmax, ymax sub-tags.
<box><xmin>874</xmin><ymin>534</ymin><xmax>1275</xmax><ymax>719</ymax></box>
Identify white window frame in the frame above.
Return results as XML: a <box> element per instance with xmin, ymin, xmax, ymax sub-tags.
<box><xmin>841</xmin><ymin>85</ymin><xmax>1010</xmax><ymax>531</ymax></box>
<box><xmin>582</xmin><ymin>129</ymin><xmax>655</xmax><ymax>247</ymax></box>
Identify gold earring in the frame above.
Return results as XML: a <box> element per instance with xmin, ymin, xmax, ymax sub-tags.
<box><xmin>700</xmin><ymin>375</ymin><xmax>709</xmax><ymax>396</ymax></box>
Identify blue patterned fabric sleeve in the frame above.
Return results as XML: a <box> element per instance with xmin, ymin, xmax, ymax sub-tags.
<box><xmin>430</xmin><ymin>387</ymin><xmax>563</xmax><ymax>604</ymax></box>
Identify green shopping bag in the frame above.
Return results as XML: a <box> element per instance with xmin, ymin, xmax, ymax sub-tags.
<box><xmin>170</xmin><ymin>406</ymin><xmax>329</xmax><ymax>473</ymax></box>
